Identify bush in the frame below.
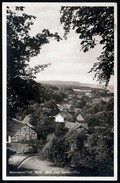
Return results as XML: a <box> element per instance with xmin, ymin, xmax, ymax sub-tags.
<box><xmin>54</xmin><ymin>123</ymin><xmax>68</xmax><ymax>136</ymax></box>
<box><xmin>28</xmin><ymin>139</ymin><xmax>44</xmax><ymax>153</ymax></box>
<box><xmin>47</xmin><ymin>136</ymin><xmax>70</xmax><ymax>166</ymax></box>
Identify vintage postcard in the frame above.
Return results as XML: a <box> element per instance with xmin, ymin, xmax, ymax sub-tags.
<box><xmin>2</xmin><ymin>2</ymin><xmax>117</xmax><ymax>181</ymax></box>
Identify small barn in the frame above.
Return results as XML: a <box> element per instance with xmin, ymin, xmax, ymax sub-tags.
<box><xmin>7</xmin><ymin>115</ymin><xmax>37</xmax><ymax>143</ymax></box>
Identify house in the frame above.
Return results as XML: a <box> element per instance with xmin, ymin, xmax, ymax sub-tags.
<box><xmin>93</xmin><ymin>98</ymin><xmax>101</xmax><ymax>103</ymax></box>
<box><xmin>74</xmin><ymin>108</ymin><xmax>82</xmax><ymax>113</ymax></box>
<box><xmin>62</xmin><ymin>104</ymin><xmax>71</xmax><ymax>109</ymax></box>
<box><xmin>101</xmin><ymin>97</ymin><xmax>110</xmax><ymax>102</ymax></box>
<box><xmin>79</xmin><ymin>122</ymin><xmax>89</xmax><ymax>131</ymax></box>
<box><xmin>42</xmin><ymin>107</ymin><xmax>52</xmax><ymax>114</ymax></box>
<box><xmin>65</xmin><ymin>122</ymin><xmax>89</xmax><ymax>133</ymax></box>
<box><xmin>55</xmin><ymin>112</ymin><xmax>74</xmax><ymax>123</ymax></box>
<box><xmin>55</xmin><ymin>113</ymin><xmax>64</xmax><ymax>123</ymax></box>
<box><xmin>7</xmin><ymin>115</ymin><xmax>37</xmax><ymax>143</ymax></box>
<box><xmin>85</xmin><ymin>92</ymin><xmax>93</xmax><ymax>97</ymax></box>
<box><xmin>74</xmin><ymin>108</ymin><xmax>82</xmax><ymax>117</ymax></box>
<box><xmin>76</xmin><ymin>114</ymin><xmax>84</xmax><ymax>122</ymax></box>
<box><xmin>65</xmin><ymin>122</ymin><xmax>78</xmax><ymax>130</ymax></box>
<box><xmin>56</xmin><ymin>104</ymin><xmax>71</xmax><ymax>112</ymax></box>
<box><xmin>56</xmin><ymin>104</ymin><xmax>62</xmax><ymax>111</ymax></box>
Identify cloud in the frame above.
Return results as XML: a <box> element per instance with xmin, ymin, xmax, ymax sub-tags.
<box><xmin>29</xmin><ymin>30</ymin><xmax>104</xmax><ymax>84</ymax></box>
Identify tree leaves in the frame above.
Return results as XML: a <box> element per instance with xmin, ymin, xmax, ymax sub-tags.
<box><xmin>60</xmin><ymin>7</ymin><xmax>114</xmax><ymax>86</ymax></box>
<box><xmin>15</xmin><ymin>6</ymin><xmax>25</xmax><ymax>11</ymax></box>
<box><xmin>7</xmin><ymin>6</ymin><xmax>61</xmax><ymax>82</ymax></box>
<box><xmin>7</xmin><ymin>6</ymin><xmax>61</xmax><ymax>117</ymax></box>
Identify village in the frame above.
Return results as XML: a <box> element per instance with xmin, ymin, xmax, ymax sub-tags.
<box><xmin>7</xmin><ymin>85</ymin><xmax>114</xmax><ymax>159</ymax></box>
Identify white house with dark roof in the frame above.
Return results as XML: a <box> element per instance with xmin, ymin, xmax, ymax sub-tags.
<box><xmin>55</xmin><ymin>113</ymin><xmax>65</xmax><ymax>123</ymax></box>
<box><xmin>55</xmin><ymin>112</ymin><xmax>74</xmax><ymax>123</ymax></box>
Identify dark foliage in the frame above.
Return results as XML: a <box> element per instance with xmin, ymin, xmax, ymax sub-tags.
<box><xmin>7</xmin><ymin>6</ymin><xmax>61</xmax><ymax>117</ymax></box>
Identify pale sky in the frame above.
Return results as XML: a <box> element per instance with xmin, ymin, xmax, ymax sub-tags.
<box><xmin>10</xmin><ymin>4</ymin><xmax>114</xmax><ymax>85</ymax></box>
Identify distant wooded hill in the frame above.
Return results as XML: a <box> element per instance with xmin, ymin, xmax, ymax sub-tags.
<box><xmin>39</xmin><ymin>80</ymin><xmax>81</xmax><ymax>86</ymax></box>
<box><xmin>38</xmin><ymin>80</ymin><xmax>109</xmax><ymax>91</ymax></box>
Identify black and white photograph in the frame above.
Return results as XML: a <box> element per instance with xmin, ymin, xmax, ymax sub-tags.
<box><xmin>2</xmin><ymin>2</ymin><xmax>117</xmax><ymax>181</ymax></box>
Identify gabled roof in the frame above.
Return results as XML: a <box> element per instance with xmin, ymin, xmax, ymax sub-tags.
<box><xmin>79</xmin><ymin>122</ymin><xmax>89</xmax><ymax>130</ymax></box>
<box><xmin>42</xmin><ymin>107</ymin><xmax>52</xmax><ymax>113</ymax></box>
<box><xmin>22</xmin><ymin>114</ymin><xmax>32</xmax><ymax>124</ymax></box>
<box><xmin>74</xmin><ymin>108</ymin><xmax>82</xmax><ymax>113</ymax></box>
<box><xmin>65</xmin><ymin>122</ymin><xmax>82</xmax><ymax>132</ymax></box>
<box><xmin>56</xmin><ymin>112</ymin><xmax>74</xmax><ymax>121</ymax></box>
<box><xmin>65</xmin><ymin>122</ymin><xmax>89</xmax><ymax>132</ymax></box>
<box><xmin>22</xmin><ymin>114</ymin><xmax>35</xmax><ymax>128</ymax></box>
<box><xmin>65</xmin><ymin>122</ymin><xmax>78</xmax><ymax>129</ymax></box>
<box><xmin>7</xmin><ymin>118</ymin><xmax>25</xmax><ymax>137</ymax></box>
<box><xmin>65</xmin><ymin>122</ymin><xmax>89</xmax><ymax>134</ymax></box>
<box><xmin>76</xmin><ymin>114</ymin><xmax>84</xmax><ymax>122</ymax></box>
<box><xmin>62</xmin><ymin>104</ymin><xmax>71</xmax><ymax>109</ymax></box>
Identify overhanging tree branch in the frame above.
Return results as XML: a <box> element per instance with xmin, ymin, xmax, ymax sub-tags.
<box><xmin>60</xmin><ymin>6</ymin><xmax>114</xmax><ymax>86</ymax></box>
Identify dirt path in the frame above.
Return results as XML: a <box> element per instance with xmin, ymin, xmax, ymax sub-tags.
<box><xmin>9</xmin><ymin>154</ymin><xmax>28</xmax><ymax>166</ymax></box>
<box><xmin>9</xmin><ymin>154</ymin><xmax>71</xmax><ymax>176</ymax></box>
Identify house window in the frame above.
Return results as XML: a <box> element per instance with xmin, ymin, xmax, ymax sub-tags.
<box><xmin>26</xmin><ymin>134</ymin><xmax>30</xmax><ymax>140</ymax></box>
<box><xmin>12</xmin><ymin>136</ymin><xmax>17</xmax><ymax>142</ymax></box>
<box><xmin>32</xmin><ymin>133</ymin><xmax>37</xmax><ymax>139</ymax></box>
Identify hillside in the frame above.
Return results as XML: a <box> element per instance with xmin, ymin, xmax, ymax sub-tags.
<box><xmin>38</xmin><ymin>80</ymin><xmax>108</xmax><ymax>91</ymax></box>
<box><xmin>39</xmin><ymin>80</ymin><xmax>81</xmax><ymax>86</ymax></box>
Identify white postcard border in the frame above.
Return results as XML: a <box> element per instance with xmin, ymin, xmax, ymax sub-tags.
<box><xmin>2</xmin><ymin>2</ymin><xmax>118</xmax><ymax>181</ymax></box>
